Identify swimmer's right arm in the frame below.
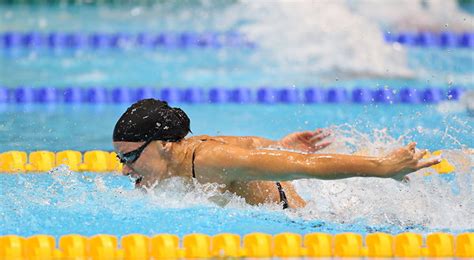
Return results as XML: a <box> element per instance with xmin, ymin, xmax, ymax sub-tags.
<box><xmin>194</xmin><ymin>142</ymin><xmax>441</xmax><ymax>183</ymax></box>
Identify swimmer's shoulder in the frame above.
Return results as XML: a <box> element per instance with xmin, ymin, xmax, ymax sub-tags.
<box><xmin>186</xmin><ymin>135</ymin><xmax>224</xmax><ymax>143</ymax></box>
<box><xmin>194</xmin><ymin>135</ymin><xmax>262</xmax><ymax>147</ymax></box>
<box><xmin>187</xmin><ymin>135</ymin><xmax>242</xmax><ymax>145</ymax></box>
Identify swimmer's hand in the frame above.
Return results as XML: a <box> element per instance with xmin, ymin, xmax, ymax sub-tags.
<box><xmin>279</xmin><ymin>128</ymin><xmax>331</xmax><ymax>153</ymax></box>
<box><xmin>380</xmin><ymin>142</ymin><xmax>441</xmax><ymax>181</ymax></box>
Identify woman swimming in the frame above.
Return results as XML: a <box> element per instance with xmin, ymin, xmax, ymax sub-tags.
<box><xmin>113</xmin><ymin>99</ymin><xmax>441</xmax><ymax>209</ymax></box>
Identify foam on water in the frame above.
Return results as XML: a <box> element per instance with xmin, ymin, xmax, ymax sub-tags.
<box><xmin>235</xmin><ymin>0</ymin><xmax>473</xmax><ymax>83</ymax></box>
<box><xmin>237</xmin><ymin>0</ymin><xmax>413</xmax><ymax>80</ymax></box>
<box><xmin>291</xmin><ymin>125</ymin><xmax>473</xmax><ymax>231</ymax></box>
<box><xmin>349</xmin><ymin>0</ymin><xmax>473</xmax><ymax>32</ymax></box>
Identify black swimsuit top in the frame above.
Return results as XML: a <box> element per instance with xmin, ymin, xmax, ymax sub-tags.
<box><xmin>191</xmin><ymin>139</ymin><xmax>289</xmax><ymax>209</ymax></box>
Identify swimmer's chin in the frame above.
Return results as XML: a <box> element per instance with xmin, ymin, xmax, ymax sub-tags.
<box><xmin>134</xmin><ymin>177</ymin><xmax>162</xmax><ymax>190</ymax></box>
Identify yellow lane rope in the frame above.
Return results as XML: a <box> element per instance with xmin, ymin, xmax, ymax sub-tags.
<box><xmin>0</xmin><ymin>150</ymin><xmax>122</xmax><ymax>173</ymax></box>
<box><xmin>0</xmin><ymin>232</ymin><xmax>473</xmax><ymax>258</ymax></box>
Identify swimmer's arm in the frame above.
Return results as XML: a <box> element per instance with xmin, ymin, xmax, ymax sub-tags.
<box><xmin>194</xmin><ymin>142</ymin><xmax>440</xmax><ymax>183</ymax></box>
<box><xmin>212</xmin><ymin>135</ymin><xmax>306</xmax><ymax>149</ymax></box>
<box><xmin>212</xmin><ymin>136</ymin><xmax>278</xmax><ymax>148</ymax></box>
<box><xmin>215</xmin><ymin>129</ymin><xmax>331</xmax><ymax>152</ymax></box>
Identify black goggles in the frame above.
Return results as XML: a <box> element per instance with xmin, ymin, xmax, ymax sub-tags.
<box><xmin>116</xmin><ymin>139</ymin><xmax>153</xmax><ymax>165</ymax></box>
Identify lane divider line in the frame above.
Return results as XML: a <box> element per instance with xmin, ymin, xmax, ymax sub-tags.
<box><xmin>0</xmin><ymin>232</ymin><xmax>472</xmax><ymax>258</ymax></box>
<box><xmin>0</xmin><ymin>31</ymin><xmax>254</xmax><ymax>49</ymax></box>
<box><xmin>384</xmin><ymin>31</ymin><xmax>474</xmax><ymax>48</ymax></box>
<box><xmin>0</xmin><ymin>86</ymin><xmax>465</xmax><ymax>104</ymax></box>
<box><xmin>1</xmin><ymin>31</ymin><xmax>472</xmax><ymax>49</ymax></box>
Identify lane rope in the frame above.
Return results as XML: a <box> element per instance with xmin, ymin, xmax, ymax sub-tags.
<box><xmin>0</xmin><ymin>86</ymin><xmax>465</xmax><ymax>104</ymax></box>
<box><xmin>0</xmin><ymin>232</ymin><xmax>473</xmax><ymax>258</ymax></box>
<box><xmin>0</xmin><ymin>31</ymin><xmax>254</xmax><ymax>49</ymax></box>
<box><xmin>384</xmin><ymin>31</ymin><xmax>474</xmax><ymax>48</ymax></box>
<box><xmin>1</xmin><ymin>31</ymin><xmax>472</xmax><ymax>50</ymax></box>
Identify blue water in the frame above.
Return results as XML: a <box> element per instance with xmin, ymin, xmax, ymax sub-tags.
<box><xmin>0</xmin><ymin>103</ymin><xmax>472</xmax><ymax>152</ymax></box>
<box><xmin>0</xmin><ymin>2</ymin><xmax>473</xmax><ymax>239</ymax></box>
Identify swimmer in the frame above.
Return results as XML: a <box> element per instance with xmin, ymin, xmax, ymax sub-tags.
<box><xmin>113</xmin><ymin>99</ymin><xmax>441</xmax><ymax>209</ymax></box>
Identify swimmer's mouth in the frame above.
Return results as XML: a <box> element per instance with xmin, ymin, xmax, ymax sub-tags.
<box><xmin>135</xmin><ymin>176</ymin><xmax>143</xmax><ymax>185</ymax></box>
<box><xmin>125</xmin><ymin>172</ymin><xmax>143</xmax><ymax>186</ymax></box>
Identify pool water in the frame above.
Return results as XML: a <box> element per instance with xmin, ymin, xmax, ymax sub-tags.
<box><xmin>0</xmin><ymin>1</ymin><xmax>473</xmax><ymax>239</ymax></box>
<box><xmin>1</xmin><ymin>102</ymin><xmax>472</xmax><ymax>237</ymax></box>
<box><xmin>0</xmin><ymin>103</ymin><xmax>473</xmax><ymax>152</ymax></box>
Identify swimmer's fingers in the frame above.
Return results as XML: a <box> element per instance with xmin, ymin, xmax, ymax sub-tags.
<box><xmin>414</xmin><ymin>149</ymin><xmax>428</xmax><ymax>160</ymax></box>
<box><xmin>313</xmin><ymin>141</ymin><xmax>331</xmax><ymax>151</ymax></box>
<box><xmin>416</xmin><ymin>157</ymin><xmax>441</xmax><ymax>170</ymax></box>
<box><xmin>295</xmin><ymin>131</ymin><xmax>317</xmax><ymax>143</ymax></box>
<box><xmin>309</xmin><ymin>131</ymin><xmax>331</xmax><ymax>143</ymax></box>
<box><xmin>407</xmin><ymin>142</ymin><xmax>417</xmax><ymax>154</ymax></box>
<box><xmin>312</xmin><ymin>128</ymin><xmax>323</xmax><ymax>135</ymax></box>
<box><xmin>297</xmin><ymin>132</ymin><xmax>315</xmax><ymax>146</ymax></box>
<box><xmin>413</xmin><ymin>149</ymin><xmax>440</xmax><ymax>169</ymax></box>
<box><xmin>299</xmin><ymin>130</ymin><xmax>315</xmax><ymax>138</ymax></box>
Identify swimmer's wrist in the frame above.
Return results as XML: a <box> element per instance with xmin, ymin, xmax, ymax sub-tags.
<box><xmin>376</xmin><ymin>157</ymin><xmax>398</xmax><ymax>178</ymax></box>
<box><xmin>352</xmin><ymin>157</ymin><xmax>388</xmax><ymax>178</ymax></box>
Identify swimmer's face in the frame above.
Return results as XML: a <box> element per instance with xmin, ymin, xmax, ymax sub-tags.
<box><xmin>113</xmin><ymin>141</ymin><xmax>168</xmax><ymax>188</ymax></box>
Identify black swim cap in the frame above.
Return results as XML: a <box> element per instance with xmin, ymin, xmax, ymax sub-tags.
<box><xmin>113</xmin><ymin>98</ymin><xmax>191</xmax><ymax>142</ymax></box>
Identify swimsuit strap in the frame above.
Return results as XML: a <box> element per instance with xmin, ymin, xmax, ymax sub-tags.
<box><xmin>276</xmin><ymin>182</ymin><xmax>289</xmax><ymax>209</ymax></box>
<box><xmin>191</xmin><ymin>147</ymin><xmax>197</xmax><ymax>178</ymax></box>
<box><xmin>191</xmin><ymin>138</ymin><xmax>208</xmax><ymax>179</ymax></box>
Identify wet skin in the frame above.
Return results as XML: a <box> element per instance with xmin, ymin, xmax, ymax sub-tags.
<box><xmin>113</xmin><ymin>130</ymin><xmax>440</xmax><ymax>209</ymax></box>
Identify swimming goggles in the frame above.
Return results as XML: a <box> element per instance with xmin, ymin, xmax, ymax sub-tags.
<box><xmin>116</xmin><ymin>139</ymin><xmax>153</xmax><ymax>165</ymax></box>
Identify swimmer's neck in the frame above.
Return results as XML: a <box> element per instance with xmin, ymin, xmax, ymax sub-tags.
<box><xmin>159</xmin><ymin>138</ymin><xmax>202</xmax><ymax>178</ymax></box>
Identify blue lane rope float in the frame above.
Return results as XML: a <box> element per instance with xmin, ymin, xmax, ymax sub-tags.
<box><xmin>384</xmin><ymin>31</ymin><xmax>474</xmax><ymax>48</ymax></box>
<box><xmin>0</xmin><ymin>31</ymin><xmax>254</xmax><ymax>49</ymax></box>
<box><xmin>0</xmin><ymin>86</ymin><xmax>465</xmax><ymax>104</ymax></box>
<box><xmin>1</xmin><ymin>31</ymin><xmax>472</xmax><ymax>50</ymax></box>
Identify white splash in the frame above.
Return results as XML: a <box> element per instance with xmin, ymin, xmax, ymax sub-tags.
<box><xmin>290</xmin><ymin>126</ymin><xmax>473</xmax><ymax>231</ymax></box>
<box><xmin>350</xmin><ymin>0</ymin><xmax>473</xmax><ymax>32</ymax></box>
<box><xmin>236</xmin><ymin>0</ymin><xmax>413</xmax><ymax>80</ymax></box>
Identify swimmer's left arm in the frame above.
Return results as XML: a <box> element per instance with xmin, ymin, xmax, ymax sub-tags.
<box><xmin>277</xmin><ymin>128</ymin><xmax>331</xmax><ymax>152</ymax></box>
<box><xmin>215</xmin><ymin>128</ymin><xmax>331</xmax><ymax>152</ymax></box>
